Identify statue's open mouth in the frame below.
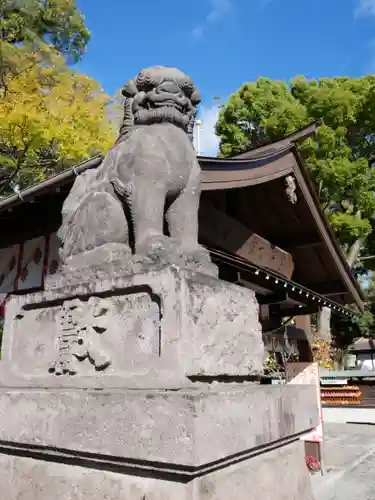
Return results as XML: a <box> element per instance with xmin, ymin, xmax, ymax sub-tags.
<box><xmin>133</xmin><ymin>86</ymin><xmax>193</xmax><ymax>129</ymax></box>
<box><xmin>153</xmin><ymin>100</ymin><xmax>184</xmax><ymax>112</ymax></box>
<box><xmin>134</xmin><ymin>102</ymin><xmax>189</xmax><ymax>128</ymax></box>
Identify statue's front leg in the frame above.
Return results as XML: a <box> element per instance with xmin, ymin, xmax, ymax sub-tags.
<box><xmin>166</xmin><ymin>173</ymin><xmax>218</xmax><ymax>277</ymax></box>
<box><xmin>166</xmin><ymin>180</ymin><xmax>200</xmax><ymax>251</ymax></box>
<box><xmin>127</xmin><ymin>181</ymin><xmax>168</xmax><ymax>256</ymax></box>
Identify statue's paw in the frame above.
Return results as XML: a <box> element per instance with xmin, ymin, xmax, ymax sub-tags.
<box><xmin>135</xmin><ymin>238</ymin><xmax>218</xmax><ymax>276</ymax></box>
<box><xmin>181</xmin><ymin>246</ymin><xmax>218</xmax><ymax>278</ymax></box>
<box><xmin>136</xmin><ymin>235</ymin><xmax>179</xmax><ymax>262</ymax></box>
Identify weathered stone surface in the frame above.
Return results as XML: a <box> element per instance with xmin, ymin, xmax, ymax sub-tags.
<box><xmin>0</xmin><ymin>384</ymin><xmax>318</xmax><ymax>500</ymax></box>
<box><xmin>0</xmin><ymin>439</ymin><xmax>313</xmax><ymax>500</ymax></box>
<box><xmin>0</xmin><ymin>385</ymin><xmax>318</xmax><ymax>465</ymax></box>
<box><xmin>0</xmin><ymin>385</ymin><xmax>317</xmax><ymax>499</ymax></box>
<box><xmin>197</xmin><ymin>439</ymin><xmax>314</xmax><ymax>500</ymax></box>
<box><xmin>0</xmin><ymin>454</ymin><xmax>185</xmax><ymax>500</ymax></box>
<box><xmin>48</xmin><ymin>241</ymin><xmax>216</xmax><ymax>288</ymax></box>
<box><xmin>0</xmin><ymin>265</ymin><xmax>265</xmax><ymax>388</ymax></box>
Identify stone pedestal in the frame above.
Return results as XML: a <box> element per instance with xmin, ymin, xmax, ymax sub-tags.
<box><xmin>0</xmin><ymin>265</ymin><xmax>264</xmax><ymax>388</ymax></box>
<box><xmin>0</xmin><ymin>385</ymin><xmax>317</xmax><ymax>499</ymax></box>
<box><xmin>0</xmin><ymin>265</ymin><xmax>317</xmax><ymax>498</ymax></box>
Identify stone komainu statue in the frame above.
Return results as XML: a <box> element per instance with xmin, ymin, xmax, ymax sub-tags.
<box><xmin>58</xmin><ymin>66</ymin><xmax>213</xmax><ymax>273</ymax></box>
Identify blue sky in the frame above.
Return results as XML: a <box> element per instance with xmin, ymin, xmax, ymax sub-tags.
<box><xmin>76</xmin><ymin>0</ymin><xmax>375</xmax><ymax>154</ymax></box>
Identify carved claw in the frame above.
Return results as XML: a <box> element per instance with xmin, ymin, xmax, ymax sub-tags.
<box><xmin>182</xmin><ymin>247</ymin><xmax>218</xmax><ymax>277</ymax></box>
<box><xmin>136</xmin><ymin>235</ymin><xmax>176</xmax><ymax>260</ymax></box>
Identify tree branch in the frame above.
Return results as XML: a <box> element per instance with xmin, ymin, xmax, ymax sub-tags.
<box><xmin>0</xmin><ymin>141</ymin><xmax>31</xmax><ymax>195</ymax></box>
<box><xmin>346</xmin><ymin>238</ymin><xmax>364</xmax><ymax>269</ymax></box>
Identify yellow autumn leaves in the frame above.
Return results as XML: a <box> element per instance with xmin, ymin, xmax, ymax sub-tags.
<box><xmin>312</xmin><ymin>338</ymin><xmax>334</xmax><ymax>370</ymax></box>
<box><xmin>0</xmin><ymin>50</ymin><xmax>116</xmax><ymax>191</ymax></box>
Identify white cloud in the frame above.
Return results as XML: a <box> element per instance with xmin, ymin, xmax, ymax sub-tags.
<box><xmin>207</xmin><ymin>0</ymin><xmax>233</xmax><ymax>23</ymax></box>
<box><xmin>191</xmin><ymin>0</ymin><xmax>234</xmax><ymax>39</ymax></box>
<box><xmin>193</xmin><ymin>104</ymin><xmax>221</xmax><ymax>157</ymax></box>
<box><xmin>191</xmin><ymin>25</ymin><xmax>204</xmax><ymax>39</ymax></box>
<box><xmin>355</xmin><ymin>0</ymin><xmax>375</xmax><ymax>17</ymax></box>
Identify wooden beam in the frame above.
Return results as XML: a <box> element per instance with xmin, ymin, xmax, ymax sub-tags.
<box><xmin>199</xmin><ymin>200</ymin><xmax>294</xmax><ymax>279</ymax></box>
<box><xmin>0</xmin><ymin>199</ymin><xmax>62</xmax><ymax>248</ymax></box>
<box><xmin>274</xmin><ymin>235</ymin><xmax>323</xmax><ymax>250</ymax></box>
<box><xmin>258</xmin><ymin>292</ymin><xmax>288</xmax><ymax>305</ymax></box>
<box><xmin>270</xmin><ymin>305</ymin><xmax>319</xmax><ymax>317</ymax></box>
<box><xmin>307</xmin><ymin>281</ymin><xmax>347</xmax><ymax>297</ymax></box>
<box><xmin>295</xmin><ymin>315</ymin><xmax>313</xmax><ymax>344</ymax></box>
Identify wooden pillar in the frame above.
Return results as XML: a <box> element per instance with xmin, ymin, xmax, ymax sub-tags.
<box><xmin>296</xmin><ymin>315</ymin><xmax>312</xmax><ymax>343</ymax></box>
<box><xmin>295</xmin><ymin>315</ymin><xmax>313</xmax><ymax>362</ymax></box>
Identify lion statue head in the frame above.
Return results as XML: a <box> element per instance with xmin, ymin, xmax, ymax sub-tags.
<box><xmin>118</xmin><ymin>66</ymin><xmax>201</xmax><ymax>141</ymax></box>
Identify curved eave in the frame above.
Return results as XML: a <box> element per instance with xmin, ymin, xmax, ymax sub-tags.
<box><xmin>0</xmin><ymin>156</ymin><xmax>103</xmax><ymax>215</ymax></box>
<box><xmin>0</xmin><ymin>148</ymin><xmax>296</xmax><ymax>212</ymax></box>
<box><xmin>199</xmin><ymin>146</ymin><xmax>365</xmax><ymax>311</ymax></box>
<box><xmin>232</xmin><ymin>121</ymin><xmax>321</xmax><ymax>159</ymax></box>
<box><xmin>200</xmin><ymin>146</ymin><xmax>295</xmax><ymax>190</ymax></box>
<box><xmin>0</xmin><ymin>122</ymin><xmax>322</xmax><ymax>215</ymax></box>
<box><xmin>210</xmin><ymin>247</ymin><xmax>358</xmax><ymax>320</ymax></box>
<box><xmin>291</xmin><ymin>147</ymin><xmax>365</xmax><ymax>309</ymax></box>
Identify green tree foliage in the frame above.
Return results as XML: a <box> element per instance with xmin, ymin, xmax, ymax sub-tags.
<box><xmin>0</xmin><ymin>52</ymin><xmax>116</xmax><ymax>197</ymax></box>
<box><xmin>216</xmin><ymin>76</ymin><xmax>375</xmax><ymax>341</ymax></box>
<box><xmin>216</xmin><ymin>76</ymin><xmax>375</xmax><ymax>247</ymax></box>
<box><xmin>0</xmin><ymin>0</ymin><xmax>90</xmax><ymax>62</ymax></box>
<box><xmin>0</xmin><ymin>0</ymin><xmax>90</xmax><ymax>95</ymax></box>
<box><xmin>0</xmin><ymin>1</ymin><xmax>115</xmax><ymax>196</ymax></box>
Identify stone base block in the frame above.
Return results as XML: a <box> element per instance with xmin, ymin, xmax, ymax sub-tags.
<box><xmin>0</xmin><ymin>384</ymin><xmax>318</xmax><ymax>463</ymax></box>
<box><xmin>0</xmin><ymin>439</ymin><xmax>313</xmax><ymax>500</ymax></box>
<box><xmin>0</xmin><ymin>384</ymin><xmax>317</xmax><ymax>499</ymax></box>
<box><xmin>0</xmin><ymin>265</ymin><xmax>264</xmax><ymax>389</ymax></box>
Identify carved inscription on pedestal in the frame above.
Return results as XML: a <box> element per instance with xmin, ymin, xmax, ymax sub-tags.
<box><xmin>49</xmin><ymin>297</ymin><xmax>112</xmax><ymax>376</ymax></box>
<box><xmin>6</xmin><ymin>285</ymin><xmax>162</xmax><ymax>384</ymax></box>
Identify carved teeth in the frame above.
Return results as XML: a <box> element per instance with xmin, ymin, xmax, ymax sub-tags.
<box><xmin>153</xmin><ymin>101</ymin><xmax>182</xmax><ymax>111</ymax></box>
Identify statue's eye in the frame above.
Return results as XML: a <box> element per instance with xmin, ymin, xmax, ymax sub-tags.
<box><xmin>136</xmin><ymin>73</ymin><xmax>156</xmax><ymax>92</ymax></box>
<box><xmin>142</xmin><ymin>83</ymin><xmax>154</xmax><ymax>93</ymax></box>
<box><xmin>182</xmin><ymin>81</ymin><xmax>194</xmax><ymax>95</ymax></box>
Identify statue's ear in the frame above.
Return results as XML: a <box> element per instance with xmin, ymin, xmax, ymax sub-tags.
<box><xmin>122</xmin><ymin>79</ymin><xmax>137</xmax><ymax>98</ymax></box>
<box><xmin>190</xmin><ymin>90</ymin><xmax>201</xmax><ymax>106</ymax></box>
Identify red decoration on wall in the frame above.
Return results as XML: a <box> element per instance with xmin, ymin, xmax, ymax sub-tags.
<box><xmin>20</xmin><ymin>267</ymin><xmax>29</xmax><ymax>282</ymax></box>
<box><xmin>14</xmin><ymin>243</ymin><xmax>23</xmax><ymax>292</ymax></box>
<box><xmin>9</xmin><ymin>256</ymin><xmax>16</xmax><ymax>271</ymax></box>
<box><xmin>49</xmin><ymin>260</ymin><xmax>58</xmax><ymax>275</ymax></box>
<box><xmin>33</xmin><ymin>247</ymin><xmax>42</xmax><ymax>264</ymax></box>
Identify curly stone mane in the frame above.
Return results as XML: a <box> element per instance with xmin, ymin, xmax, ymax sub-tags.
<box><xmin>118</xmin><ymin>66</ymin><xmax>201</xmax><ymax>141</ymax></box>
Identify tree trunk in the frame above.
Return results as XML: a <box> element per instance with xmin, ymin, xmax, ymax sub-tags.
<box><xmin>317</xmin><ymin>237</ymin><xmax>363</xmax><ymax>343</ymax></box>
<box><xmin>317</xmin><ymin>306</ymin><xmax>332</xmax><ymax>343</ymax></box>
<box><xmin>346</xmin><ymin>237</ymin><xmax>364</xmax><ymax>268</ymax></box>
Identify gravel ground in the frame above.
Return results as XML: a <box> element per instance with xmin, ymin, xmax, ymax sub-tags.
<box><xmin>312</xmin><ymin>423</ymin><xmax>375</xmax><ymax>500</ymax></box>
